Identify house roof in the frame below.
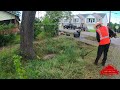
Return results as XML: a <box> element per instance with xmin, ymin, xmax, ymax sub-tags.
<box><xmin>5</xmin><ymin>11</ymin><xmax>20</xmax><ymax>21</ymax></box>
<box><xmin>78</xmin><ymin>14</ymin><xmax>89</xmax><ymax>18</ymax></box>
<box><xmin>97</xmin><ymin>13</ymin><xmax>106</xmax><ymax>18</ymax></box>
<box><xmin>78</xmin><ymin>13</ymin><xmax>106</xmax><ymax>18</ymax></box>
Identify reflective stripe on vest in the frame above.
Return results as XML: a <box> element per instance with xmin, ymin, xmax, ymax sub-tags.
<box><xmin>97</xmin><ymin>26</ymin><xmax>109</xmax><ymax>40</ymax></box>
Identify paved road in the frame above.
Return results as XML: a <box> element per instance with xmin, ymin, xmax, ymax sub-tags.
<box><xmin>59</xmin><ymin>29</ymin><xmax>120</xmax><ymax>46</ymax></box>
<box><xmin>81</xmin><ymin>32</ymin><xmax>120</xmax><ymax>46</ymax></box>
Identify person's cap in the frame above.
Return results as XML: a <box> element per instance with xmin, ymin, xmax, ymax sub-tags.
<box><xmin>95</xmin><ymin>22</ymin><xmax>102</xmax><ymax>28</ymax></box>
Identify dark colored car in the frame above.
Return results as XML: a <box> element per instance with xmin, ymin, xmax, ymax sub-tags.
<box><xmin>63</xmin><ymin>24</ymin><xmax>77</xmax><ymax>30</ymax></box>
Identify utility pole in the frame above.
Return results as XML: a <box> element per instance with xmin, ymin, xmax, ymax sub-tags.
<box><xmin>109</xmin><ymin>11</ymin><xmax>111</xmax><ymax>27</ymax></box>
<box><xmin>38</xmin><ymin>11</ymin><xmax>39</xmax><ymax>19</ymax></box>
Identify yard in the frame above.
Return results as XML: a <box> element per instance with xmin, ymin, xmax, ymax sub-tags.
<box><xmin>0</xmin><ymin>35</ymin><xmax>103</xmax><ymax>79</ymax></box>
<box><xmin>88</xmin><ymin>29</ymin><xmax>96</xmax><ymax>32</ymax></box>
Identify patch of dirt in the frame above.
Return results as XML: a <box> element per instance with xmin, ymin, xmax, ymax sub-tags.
<box><xmin>84</xmin><ymin>36</ymin><xmax>96</xmax><ymax>41</ymax></box>
<box><xmin>43</xmin><ymin>54</ymin><xmax>56</xmax><ymax>60</ymax></box>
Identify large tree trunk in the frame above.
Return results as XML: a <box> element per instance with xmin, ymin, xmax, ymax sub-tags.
<box><xmin>20</xmin><ymin>11</ymin><xmax>36</xmax><ymax>60</ymax></box>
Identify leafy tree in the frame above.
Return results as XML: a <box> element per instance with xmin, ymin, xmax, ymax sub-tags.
<box><xmin>63</xmin><ymin>11</ymin><xmax>72</xmax><ymax>23</ymax></box>
<box><xmin>44</xmin><ymin>11</ymin><xmax>64</xmax><ymax>35</ymax></box>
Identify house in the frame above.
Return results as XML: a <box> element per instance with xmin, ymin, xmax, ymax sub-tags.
<box><xmin>0</xmin><ymin>11</ymin><xmax>20</xmax><ymax>27</ymax></box>
<box><xmin>60</xmin><ymin>13</ymin><xmax>108</xmax><ymax>30</ymax></box>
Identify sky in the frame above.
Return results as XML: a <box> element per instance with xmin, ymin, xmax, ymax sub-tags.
<box><xmin>20</xmin><ymin>11</ymin><xmax>120</xmax><ymax>24</ymax></box>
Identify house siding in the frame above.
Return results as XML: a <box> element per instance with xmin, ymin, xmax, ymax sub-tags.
<box><xmin>102</xmin><ymin>15</ymin><xmax>107</xmax><ymax>26</ymax></box>
<box><xmin>71</xmin><ymin>15</ymin><xmax>81</xmax><ymax>27</ymax></box>
<box><xmin>59</xmin><ymin>13</ymin><xmax>107</xmax><ymax>30</ymax></box>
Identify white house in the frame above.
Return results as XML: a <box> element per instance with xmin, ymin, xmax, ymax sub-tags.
<box><xmin>0</xmin><ymin>11</ymin><xmax>20</xmax><ymax>27</ymax></box>
<box><xmin>60</xmin><ymin>13</ymin><xmax>108</xmax><ymax>30</ymax></box>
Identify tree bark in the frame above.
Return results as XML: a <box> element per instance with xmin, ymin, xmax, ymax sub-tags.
<box><xmin>20</xmin><ymin>11</ymin><xmax>36</xmax><ymax>60</ymax></box>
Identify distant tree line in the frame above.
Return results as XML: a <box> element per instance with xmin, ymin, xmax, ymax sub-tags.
<box><xmin>108</xmin><ymin>22</ymin><xmax>120</xmax><ymax>33</ymax></box>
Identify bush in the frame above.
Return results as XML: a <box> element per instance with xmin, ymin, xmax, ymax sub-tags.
<box><xmin>13</xmin><ymin>55</ymin><xmax>27</xmax><ymax>79</ymax></box>
<box><xmin>0</xmin><ymin>47</ymin><xmax>18</xmax><ymax>74</ymax></box>
<box><xmin>36</xmin><ymin>31</ymin><xmax>46</xmax><ymax>40</ymax></box>
<box><xmin>44</xmin><ymin>25</ymin><xmax>56</xmax><ymax>37</ymax></box>
<box><xmin>0</xmin><ymin>23</ymin><xmax>16</xmax><ymax>31</ymax></box>
<box><xmin>34</xmin><ymin>23</ymin><xmax>43</xmax><ymax>39</ymax></box>
<box><xmin>0</xmin><ymin>23</ymin><xmax>17</xmax><ymax>46</ymax></box>
<box><xmin>42</xmin><ymin>16</ymin><xmax>58</xmax><ymax>37</ymax></box>
<box><xmin>0</xmin><ymin>34</ymin><xmax>16</xmax><ymax>47</ymax></box>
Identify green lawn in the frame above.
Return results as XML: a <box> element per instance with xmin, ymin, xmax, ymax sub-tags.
<box><xmin>0</xmin><ymin>35</ymin><xmax>103</xmax><ymax>79</ymax></box>
<box><xmin>88</xmin><ymin>29</ymin><xmax>96</xmax><ymax>32</ymax></box>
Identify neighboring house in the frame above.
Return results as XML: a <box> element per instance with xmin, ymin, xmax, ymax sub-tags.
<box><xmin>0</xmin><ymin>11</ymin><xmax>20</xmax><ymax>27</ymax></box>
<box><xmin>60</xmin><ymin>13</ymin><xmax>108</xmax><ymax>30</ymax></box>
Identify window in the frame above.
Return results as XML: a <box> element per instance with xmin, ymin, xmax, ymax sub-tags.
<box><xmin>74</xmin><ymin>18</ymin><xmax>79</xmax><ymax>22</ymax></box>
<box><xmin>76</xmin><ymin>18</ymin><xmax>79</xmax><ymax>22</ymax></box>
<box><xmin>73</xmin><ymin>19</ymin><xmax>76</xmax><ymax>22</ymax></box>
<box><xmin>89</xmin><ymin>19</ymin><xmax>90</xmax><ymax>22</ymax></box>
<box><xmin>87</xmin><ymin>18</ymin><xmax>95</xmax><ymax>23</ymax></box>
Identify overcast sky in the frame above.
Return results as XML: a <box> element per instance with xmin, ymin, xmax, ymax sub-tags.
<box><xmin>21</xmin><ymin>11</ymin><xmax>120</xmax><ymax>24</ymax></box>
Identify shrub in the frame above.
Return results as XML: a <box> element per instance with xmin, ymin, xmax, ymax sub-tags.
<box><xmin>0</xmin><ymin>34</ymin><xmax>16</xmax><ymax>47</ymax></box>
<box><xmin>13</xmin><ymin>55</ymin><xmax>27</xmax><ymax>79</ymax></box>
<box><xmin>0</xmin><ymin>47</ymin><xmax>18</xmax><ymax>73</ymax></box>
<box><xmin>42</xmin><ymin>16</ymin><xmax>57</xmax><ymax>37</ymax></box>
<box><xmin>34</xmin><ymin>22</ymin><xmax>43</xmax><ymax>39</ymax></box>
<box><xmin>0</xmin><ymin>23</ymin><xmax>16</xmax><ymax>31</ymax></box>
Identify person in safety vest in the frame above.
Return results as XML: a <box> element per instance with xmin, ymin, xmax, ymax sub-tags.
<box><xmin>94</xmin><ymin>22</ymin><xmax>116</xmax><ymax>66</ymax></box>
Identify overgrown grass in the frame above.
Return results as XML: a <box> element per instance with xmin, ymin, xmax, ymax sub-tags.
<box><xmin>28</xmin><ymin>36</ymin><xmax>102</xmax><ymax>79</ymax></box>
<box><xmin>0</xmin><ymin>35</ymin><xmax>102</xmax><ymax>79</ymax></box>
<box><xmin>0</xmin><ymin>45</ymin><xmax>20</xmax><ymax>79</ymax></box>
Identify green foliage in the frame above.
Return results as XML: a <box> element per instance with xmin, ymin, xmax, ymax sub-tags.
<box><xmin>42</xmin><ymin>16</ymin><xmax>53</xmax><ymax>24</ymax></box>
<box><xmin>63</xmin><ymin>11</ymin><xmax>72</xmax><ymax>19</ymax></box>
<box><xmin>0</xmin><ymin>46</ymin><xmax>19</xmax><ymax>75</ymax></box>
<box><xmin>42</xmin><ymin>11</ymin><xmax>65</xmax><ymax>37</ymax></box>
<box><xmin>0</xmin><ymin>34</ymin><xmax>16</xmax><ymax>46</ymax></box>
<box><xmin>26</xmin><ymin>37</ymin><xmax>96</xmax><ymax>79</ymax></box>
<box><xmin>0</xmin><ymin>23</ymin><xmax>16</xmax><ymax>31</ymax></box>
<box><xmin>0</xmin><ymin>23</ymin><xmax>18</xmax><ymax>47</ymax></box>
<box><xmin>36</xmin><ymin>11</ymin><xmax>72</xmax><ymax>39</ymax></box>
<box><xmin>46</xmin><ymin>11</ymin><xmax>63</xmax><ymax>23</ymax></box>
<box><xmin>34</xmin><ymin>18</ymin><xmax>43</xmax><ymax>39</ymax></box>
<box><xmin>0</xmin><ymin>36</ymin><xmax>100</xmax><ymax>79</ymax></box>
<box><xmin>109</xmin><ymin>22</ymin><xmax>120</xmax><ymax>33</ymax></box>
<box><xmin>79</xmin><ymin>48</ymin><xmax>87</xmax><ymax>59</ymax></box>
<box><xmin>13</xmin><ymin>55</ymin><xmax>27</xmax><ymax>79</ymax></box>
<box><xmin>41</xmin><ymin>16</ymin><xmax>57</xmax><ymax>37</ymax></box>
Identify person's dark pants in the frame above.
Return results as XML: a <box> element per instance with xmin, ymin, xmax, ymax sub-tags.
<box><xmin>94</xmin><ymin>43</ymin><xmax>110</xmax><ymax>65</ymax></box>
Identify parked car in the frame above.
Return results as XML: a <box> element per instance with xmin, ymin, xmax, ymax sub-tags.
<box><xmin>63</xmin><ymin>24</ymin><xmax>77</xmax><ymax>30</ymax></box>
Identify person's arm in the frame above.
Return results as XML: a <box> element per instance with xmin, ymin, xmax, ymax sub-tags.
<box><xmin>96</xmin><ymin>31</ymin><xmax>100</xmax><ymax>42</ymax></box>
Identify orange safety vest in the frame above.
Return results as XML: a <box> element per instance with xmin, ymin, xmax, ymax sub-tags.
<box><xmin>96</xmin><ymin>26</ymin><xmax>110</xmax><ymax>45</ymax></box>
